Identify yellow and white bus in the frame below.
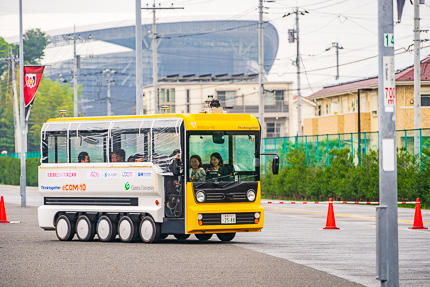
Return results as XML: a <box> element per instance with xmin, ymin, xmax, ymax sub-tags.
<box><xmin>38</xmin><ymin>111</ymin><xmax>279</xmax><ymax>243</ymax></box>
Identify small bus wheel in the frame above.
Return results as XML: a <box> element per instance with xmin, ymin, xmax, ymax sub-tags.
<box><xmin>97</xmin><ymin>216</ymin><xmax>117</xmax><ymax>242</ymax></box>
<box><xmin>76</xmin><ymin>215</ymin><xmax>96</xmax><ymax>241</ymax></box>
<box><xmin>118</xmin><ymin>216</ymin><xmax>138</xmax><ymax>242</ymax></box>
<box><xmin>174</xmin><ymin>234</ymin><xmax>190</xmax><ymax>240</ymax></box>
<box><xmin>139</xmin><ymin>216</ymin><xmax>160</xmax><ymax>243</ymax></box>
<box><xmin>55</xmin><ymin>215</ymin><xmax>75</xmax><ymax>241</ymax></box>
<box><xmin>216</xmin><ymin>233</ymin><xmax>236</xmax><ymax>242</ymax></box>
<box><xmin>195</xmin><ymin>234</ymin><xmax>212</xmax><ymax>241</ymax></box>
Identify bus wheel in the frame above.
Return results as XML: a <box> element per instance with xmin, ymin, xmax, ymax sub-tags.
<box><xmin>97</xmin><ymin>215</ymin><xmax>116</xmax><ymax>242</ymax></box>
<box><xmin>118</xmin><ymin>216</ymin><xmax>137</xmax><ymax>242</ymax></box>
<box><xmin>195</xmin><ymin>234</ymin><xmax>212</xmax><ymax>241</ymax></box>
<box><xmin>174</xmin><ymin>234</ymin><xmax>190</xmax><ymax>240</ymax></box>
<box><xmin>216</xmin><ymin>233</ymin><xmax>236</xmax><ymax>242</ymax></box>
<box><xmin>55</xmin><ymin>215</ymin><xmax>75</xmax><ymax>241</ymax></box>
<box><xmin>139</xmin><ymin>216</ymin><xmax>160</xmax><ymax>243</ymax></box>
<box><xmin>76</xmin><ymin>215</ymin><xmax>96</xmax><ymax>241</ymax></box>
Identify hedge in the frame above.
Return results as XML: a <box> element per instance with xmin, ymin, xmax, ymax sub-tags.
<box><xmin>261</xmin><ymin>148</ymin><xmax>430</xmax><ymax>204</ymax></box>
<box><xmin>0</xmin><ymin>157</ymin><xmax>39</xmax><ymax>186</ymax></box>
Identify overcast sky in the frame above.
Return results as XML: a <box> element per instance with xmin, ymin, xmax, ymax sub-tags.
<box><xmin>1</xmin><ymin>0</ymin><xmax>429</xmax><ymax>96</ymax></box>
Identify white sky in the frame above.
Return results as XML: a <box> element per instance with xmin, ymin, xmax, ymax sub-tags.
<box><xmin>1</xmin><ymin>0</ymin><xmax>430</xmax><ymax>97</ymax></box>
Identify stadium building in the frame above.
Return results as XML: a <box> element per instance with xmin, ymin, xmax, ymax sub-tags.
<box><xmin>44</xmin><ymin>20</ymin><xmax>279</xmax><ymax>116</ymax></box>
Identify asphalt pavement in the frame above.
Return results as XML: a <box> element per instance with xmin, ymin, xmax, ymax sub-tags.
<box><xmin>0</xmin><ymin>202</ymin><xmax>360</xmax><ymax>287</ymax></box>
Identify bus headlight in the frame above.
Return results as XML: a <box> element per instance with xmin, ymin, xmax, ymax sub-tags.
<box><xmin>254</xmin><ymin>212</ymin><xmax>260</xmax><ymax>219</ymax></box>
<box><xmin>198</xmin><ymin>214</ymin><xmax>203</xmax><ymax>220</ymax></box>
<box><xmin>247</xmin><ymin>189</ymin><xmax>256</xmax><ymax>201</ymax></box>
<box><xmin>196</xmin><ymin>191</ymin><xmax>205</xmax><ymax>203</ymax></box>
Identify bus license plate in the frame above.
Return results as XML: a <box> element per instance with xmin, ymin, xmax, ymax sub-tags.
<box><xmin>221</xmin><ymin>214</ymin><xmax>236</xmax><ymax>224</ymax></box>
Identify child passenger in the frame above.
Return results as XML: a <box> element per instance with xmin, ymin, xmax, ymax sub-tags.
<box><xmin>189</xmin><ymin>155</ymin><xmax>206</xmax><ymax>182</ymax></box>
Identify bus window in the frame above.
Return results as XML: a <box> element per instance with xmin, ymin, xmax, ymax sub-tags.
<box><xmin>188</xmin><ymin>132</ymin><xmax>258</xmax><ymax>182</ymax></box>
<box><xmin>46</xmin><ymin>132</ymin><xmax>68</xmax><ymax>163</ymax></box>
<box><xmin>153</xmin><ymin>128</ymin><xmax>180</xmax><ymax>170</ymax></box>
<box><xmin>111</xmin><ymin>129</ymin><xmax>149</xmax><ymax>162</ymax></box>
<box><xmin>70</xmin><ymin>130</ymin><xmax>107</xmax><ymax>163</ymax></box>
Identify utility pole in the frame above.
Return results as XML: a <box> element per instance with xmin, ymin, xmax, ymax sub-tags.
<box><xmin>413</xmin><ymin>0</ymin><xmax>422</xmax><ymax>156</ymax></box>
<box><xmin>10</xmin><ymin>47</ymin><xmax>21</xmax><ymax>154</ymax></box>
<box><xmin>326</xmin><ymin>42</ymin><xmax>343</xmax><ymax>80</ymax></box>
<box><xmin>376</xmin><ymin>0</ymin><xmax>400</xmax><ymax>286</ymax></box>
<box><xmin>73</xmin><ymin>25</ymin><xmax>79</xmax><ymax>117</ymax></box>
<box><xmin>284</xmin><ymin>8</ymin><xmax>308</xmax><ymax>136</ymax></box>
<box><xmin>142</xmin><ymin>1</ymin><xmax>184</xmax><ymax>115</ymax></box>
<box><xmin>258</xmin><ymin>0</ymin><xmax>264</xmax><ymax>137</ymax></box>
<box><xmin>103</xmin><ymin>69</ymin><xmax>116</xmax><ymax>116</ymax></box>
<box><xmin>18</xmin><ymin>0</ymin><xmax>26</xmax><ymax>207</ymax></box>
<box><xmin>135</xmin><ymin>0</ymin><xmax>144</xmax><ymax>115</ymax></box>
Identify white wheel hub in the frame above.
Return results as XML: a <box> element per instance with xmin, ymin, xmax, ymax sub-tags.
<box><xmin>77</xmin><ymin>218</ymin><xmax>90</xmax><ymax>239</ymax></box>
<box><xmin>56</xmin><ymin>218</ymin><xmax>69</xmax><ymax>239</ymax></box>
<box><xmin>97</xmin><ymin>219</ymin><xmax>110</xmax><ymax>240</ymax></box>
<box><xmin>119</xmin><ymin>219</ymin><xmax>132</xmax><ymax>240</ymax></box>
<box><xmin>140</xmin><ymin>220</ymin><xmax>154</xmax><ymax>241</ymax></box>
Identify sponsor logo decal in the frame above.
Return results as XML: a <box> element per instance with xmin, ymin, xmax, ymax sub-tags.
<box><xmin>87</xmin><ymin>171</ymin><xmax>100</xmax><ymax>178</ymax></box>
<box><xmin>125</xmin><ymin>182</ymin><xmax>130</xmax><ymax>191</ymax></box>
<box><xmin>62</xmin><ymin>184</ymin><xmax>87</xmax><ymax>191</ymax></box>
<box><xmin>124</xmin><ymin>182</ymin><xmax>154</xmax><ymax>192</ymax></box>
<box><xmin>104</xmin><ymin>171</ymin><xmax>119</xmax><ymax>178</ymax></box>
<box><xmin>47</xmin><ymin>172</ymin><xmax>77</xmax><ymax>178</ymax></box>
<box><xmin>137</xmin><ymin>172</ymin><xmax>152</xmax><ymax>177</ymax></box>
<box><xmin>121</xmin><ymin>171</ymin><xmax>133</xmax><ymax>178</ymax></box>
<box><xmin>40</xmin><ymin>185</ymin><xmax>61</xmax><ymax>191</ymax></box>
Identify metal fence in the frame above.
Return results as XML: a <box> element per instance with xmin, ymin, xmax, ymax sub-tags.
<box><xmin>0</xmin><ymin>152</ymin><xmax>41</xmax><ymax>159</ymax></box>
<box><xmin>262</xmin><ymin>128</ymin><xmax>430</xmax><ymax>169</ymax></box>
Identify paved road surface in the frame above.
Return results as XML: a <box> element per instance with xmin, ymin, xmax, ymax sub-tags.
<box><xmin>1</xmin><ymin>185</ymin><xmax>430</xmax><ymax>286</ymax></box>
<box><xmin>0</xmin><ymin>203</ymin><xmax>359</xmax><ymax>287</ymax></box>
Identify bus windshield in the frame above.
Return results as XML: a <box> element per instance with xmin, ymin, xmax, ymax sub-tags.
<box><xmin>187</xmin><ymin>131</ymin><xmax>259</xmax><ymax>182</ymax></box>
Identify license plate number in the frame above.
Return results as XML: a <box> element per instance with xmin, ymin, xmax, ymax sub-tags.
<box><xmin>221</xmin><ymin>214</ymin><xmax>236</xmax><ymax>224</ymax></box>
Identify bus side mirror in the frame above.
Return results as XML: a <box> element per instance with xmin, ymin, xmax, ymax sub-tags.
<box><xmin>272</xmin><ymin>157</ymin><xmax>279</xmax><ymax>175</ymax></box>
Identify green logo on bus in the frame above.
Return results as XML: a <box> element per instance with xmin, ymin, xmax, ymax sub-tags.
<box><xmin>125</xmin><ymin>182</ymin><xmax>130</xmax><ymax>191</ymax></box>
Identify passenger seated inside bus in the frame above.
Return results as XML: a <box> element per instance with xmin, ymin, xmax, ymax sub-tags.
<box><xmin>127</xmin><ymin>155</ymin><xmax>136</xmax><ymax>162</ymax></box>
<box><xmin>205</xmin><ymin>152</ymin><xmax>232</xmax><ymax>181</ymax></box>
<box><xmin>134</xmin><ymin>153</ymin><xmax>144</xmax><ymax>162</ymax></box>
<box><xmin>78</xmin><ymin>151</ymin><xmax>90</xmax><ymax>163</ymax></box>
<box><xmin>189</xmin><ymin>155</ymin><xmax>206</xmax><ymax>182</ymax></box>
<box><xmin>111</xmin><ymin>149</ymin><xmax>125</xmax><ymax>162</ymax></box>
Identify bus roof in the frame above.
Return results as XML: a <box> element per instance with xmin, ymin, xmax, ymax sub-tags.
<box><xmin>46</xmin><ymin>113</ymin><xmax>260</xmax><ymax>131</ymax></box>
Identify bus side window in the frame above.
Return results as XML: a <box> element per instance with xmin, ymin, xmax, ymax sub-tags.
<box><xmin>46</xmin><ymin>132</ymin><xmax>67</xmax><ymax>163</ymax></box>
<box><xmin>111</xmin><ymin>129</ymin><xmax>149</xmax><ymax>162</ymax></box>
<box><xmin>152</xmin><ymin>128</ymin><xmax>180</xmax><ymax>171</ymax></box>
<box><xmin>70</xmin><ymin>130</ymin><xmax>108</xmax><ymax>163</ymax></box>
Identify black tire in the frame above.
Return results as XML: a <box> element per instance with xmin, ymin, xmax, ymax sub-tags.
<box><xmin>97</xmin><ymin>215</ymin><xmax>117</xmax><ymax>242</ymax></box>
<box><xmin>55</xmin><ymin>215</ymin><xmax>75</xmax><ymax>241</ymax></box>
<box><xmin>174</xmin><ymin>234</ymin><xmax>190</xmax><ymax>240</ymax></box>
<box><xmin>118</xmin><ymin>216</ymin><xmax>138</xmax><ymax>242</ymax></box>
<box><xmin>160</xmin><ymin>233</ymin><xmax>168</xmax><ymax>240</ymax></box>
<box><xmin>139</xmin><ymin>216</ymin><xmax>161</xmax><ymax>243</ymax></box>
<box><xmin>216</xmin><ymin>233</ymin><xmax>236</xmax><ymax>242</ymax></box>
<box><xmin>76</xmin><ymin>215</ymin><xmax>96</xmax><ymax>241</ymax></box>
<box><xmin>195</xmin><ymin>233</ymin><xmax>213</xmax><ymax>241</ymax></box>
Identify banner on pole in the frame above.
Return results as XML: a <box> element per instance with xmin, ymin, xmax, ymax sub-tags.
<box><xmin>24</xmin><ymin>66</ymin><xmax>44</xmax><ymax>120</ymax></box>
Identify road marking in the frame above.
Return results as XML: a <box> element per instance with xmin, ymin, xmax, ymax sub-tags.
<box><xmin>265</xmin><ymin>206</ymin><xmax>430</xmax><ymax>225</ymax></box>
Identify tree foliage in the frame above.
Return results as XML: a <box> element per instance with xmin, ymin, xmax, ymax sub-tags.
<box><xmin>23</xmin><ymin>28</ymin><xmax>50</xmax><ymax>64</ymax></box>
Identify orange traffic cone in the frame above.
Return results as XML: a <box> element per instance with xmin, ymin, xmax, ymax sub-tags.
<box><xmin>0</xmin><ymin>195</ymin><xmax>9</xmax><ymax>223</ymax></box>
<box><xmin>409</xmin><ymin>198</ymin><xmax>428</xmax><ymax>230</ymax></box>
<box><xmin>324</xmin><ymin>198</ymin><xmax>339</xmax><ymax>230</ymax></box>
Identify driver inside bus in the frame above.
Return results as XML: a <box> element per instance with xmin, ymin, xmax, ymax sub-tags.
<box><xmin>78</xmin><ymin>151</ymin><xmax>90</xmax><ymax>163</ymax></box>
<box><xmin>206</xmin><ymin>152</ymin><xmax>230</xmax><ymax>181</ymax></box>
<box><xmin>111</xmin><ymin>149</ymin><xmax>125</xmax><ymax>162</ymax></box>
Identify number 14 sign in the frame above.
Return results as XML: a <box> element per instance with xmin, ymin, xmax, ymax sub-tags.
<box><xmin>383</xmin><ymin>56</ymin><xmax>395</xmax><ymax>113</ymax></box>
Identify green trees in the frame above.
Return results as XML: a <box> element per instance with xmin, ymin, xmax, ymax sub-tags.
<box><xmin>23</xmin><ymin>28</ymin><xmax>49</xmax><ymax>64</ymax></box>
<box><xmin>261</xmin><ymin>148</ymin><xmax>430</xmax><ymax>204</ymax></box>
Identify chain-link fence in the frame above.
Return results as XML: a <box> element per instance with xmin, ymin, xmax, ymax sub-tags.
<box><xmin>262</xmin><ymin>128</ymin><xmax>430</xmax><ymax>170</ymax></box>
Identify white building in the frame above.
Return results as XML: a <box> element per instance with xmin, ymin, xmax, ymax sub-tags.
<box><xmin>142</xmin><ymin>75</ymin><xmax>292</xmax><ymax>137</ymax></box>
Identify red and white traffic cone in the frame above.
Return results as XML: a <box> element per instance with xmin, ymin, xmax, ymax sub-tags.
<box><xmin>0</xmin><ymin>195</ymin><xmax>9</xmax><ymax>223</ymax></box>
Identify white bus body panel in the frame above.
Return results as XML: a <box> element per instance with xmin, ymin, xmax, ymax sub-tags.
<box><xmin>38</xmin><ymin>162</ymin><xmax>166</xmax><ymax>229</ymax></box>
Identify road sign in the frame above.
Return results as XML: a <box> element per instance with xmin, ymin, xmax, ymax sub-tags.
<box><xmin>383</xmin><ymin>56</ymin><xmax>395</xmax><ymax>112</ymax></box>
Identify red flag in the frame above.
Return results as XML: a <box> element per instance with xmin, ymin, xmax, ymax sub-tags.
<box><xmin>24</xmin><ymin>66</ymin><xmax>44</xmax><ymax>119</ymax></box>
